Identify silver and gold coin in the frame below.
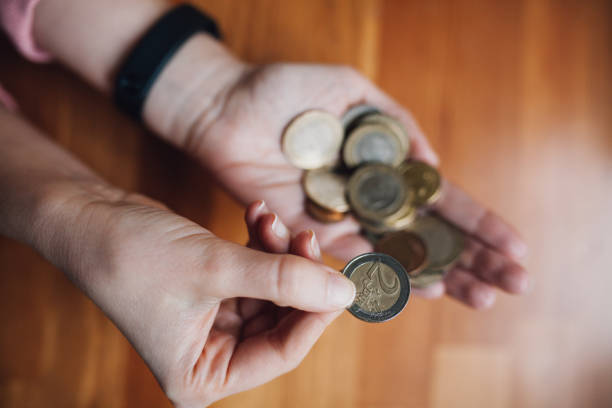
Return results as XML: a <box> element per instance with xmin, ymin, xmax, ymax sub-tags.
<box><xmin>342</xmin><ymin>252</ymin><xmax>410</xmax><ymax>323</ymax></box>
<box><xmin>305</xmin><ymin>199</ymin><xmax>346</xmax><ymax>223</ymax></box>
<box><xmin>408</xmin><ymin>215</ymin><xmax>464</xmax><ymax>271</ymax></box>
<box><xmin>282</xmin><ymin>110</ymin><xmax>343</xmax><ymax>169</ymax></box>
<box><xmin>399</xmin><ymin>160</ymin><xmax>442</xmax><ymax>206</ymax></box>
<box><xmin>359</xmin><ymin>202</ymin><xmax>417</xmax><ymax>234</ymax></box>
<box><xmin>347</xmin><ymin>164</ymin><xmax>409</xmax><ymax>222</ymax></box>
<box><xmin>343</xmin><ymin>113</ymin><xmax>409</xmax><ymax>168</ymax></box>
<box><xmin>374</xmin><ymin>230</ymin><xmax>427</xmax><ymax>275</ymax></box>
<box><xmin>341</xmin><ymin>104</ymin><xmax>380</xmax><ymax>130</ymax></box>
<box><xmin>303</xmin><ymin>168</ymin><xmax>349</xmax><ymax>213</ymax></box>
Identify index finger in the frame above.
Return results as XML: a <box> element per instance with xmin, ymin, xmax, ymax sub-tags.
<box><xmin>433</xmin><ymin>180</ymin><xmax>528</xmax><ymax>260</ymax></box>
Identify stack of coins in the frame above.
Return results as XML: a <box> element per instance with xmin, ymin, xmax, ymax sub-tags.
<box><xmin>282</xmin><ymin>106</ymin><xmax>465</xmax><ymax>322</ymax></box>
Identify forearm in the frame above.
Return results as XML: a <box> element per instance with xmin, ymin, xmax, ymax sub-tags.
<box><xmin>33</xmin><ymin>0</ymin><xmax>247</xmax><ymax>149</ymax></box>
<box><xmin>0</xmin><ymin>108</ymin><xmax>121</xmax><ymax>275</ymax></box>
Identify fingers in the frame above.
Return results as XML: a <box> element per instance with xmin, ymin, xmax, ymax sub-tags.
<box><xmin>245</xmin><ymin>200</ymin><xmax>267</xmax><ymax>250</ymax></box>
<box><xmin>226</xmin><ymin>309</ymin><xmax>342</xmax><ymax>394</ymax></box>
<box><xmin>238</xmin><ymin>298</ymin><xmax>266</xmax><ymax>322</ymax></box>
<box><xmin>247</xmin><ymin>200</ymin><xmax>371</xmax><ymax>262</ymax></box>
<box><xmin>290</xmin><ymin>230</ymin><xmax>322</xmax><ymax>261</ymax></box>
<box><xmin>241</xmin><ymin>312</ymin><xmax>276</xmax><ymax>339</ymax></box>
<box><xmin>246</xmin><ymin>201</ymin><xmax>319</xmax><ymax>257</ymax></box>
<box><xmin>458</xmin><ymin>236</ymin><xmax>529</xmax><ymax>294</ymax></box>
<box><xmin>434</xmin><ymin>180</ymin><xmax>528</xmax><ymax>260</ymax></box>
<box><xmin>245</xmin><ymin>200</ymin><xmax>291</xmax><ymax>253</ymax></box>
<box><xmin>321</xmin><ymin>232</ymin><xmax>372</xmax><ymax>262</ymax></box>
<box><xmin>444</xmin><ymin>266</ymin><xmax>497</xmax><ymax>309</ymax></box>
<box><xmin>286</xmin><ymin>211</ymin><xmax>372</xmax><ymax>262</ymax></box>
<box><xmin>358</xmin><ymin>79</ymin><xmax>439</xmax><ymax>166</ymax></box>
<box><xmin>209</xmin><ymin>244</ymin><xmax>355</xmax><ymax>312</ymax></box>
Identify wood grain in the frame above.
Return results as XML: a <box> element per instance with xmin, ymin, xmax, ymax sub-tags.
<box><xmin>1</xmin><ymin>0</ymin><xmax>611</xmax><ymax>407</ymax></box>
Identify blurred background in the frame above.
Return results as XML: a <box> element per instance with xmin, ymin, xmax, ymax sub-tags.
<box><xmin>1</xmin><ymin>0</ymin><xmax>611</xmax><ymax>407</ymax></box>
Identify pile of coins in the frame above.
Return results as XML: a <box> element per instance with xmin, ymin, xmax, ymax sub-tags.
<box><xmin>282</xmin><ymin>105</ymin><xmax>465</xmax><ymax>322</ymax></box>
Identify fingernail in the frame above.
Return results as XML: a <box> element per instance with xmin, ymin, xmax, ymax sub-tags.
<box><xmin>308</xmin><ymin>230</ymin><xmax>321</xmax><ymax>259</ymax></box>
<box><xmin>509</xmin><ymin>241</ymin><xmax>528</xmax><ymax>259</ymax></box>
<box><xmin>271</xmin><ymin>214</ymin><xmax>289</xmax><ymax>239</ymax></box>
<box><xmin>502</xmin><ymin>269</ymin><xmax>529</xmax><ymax>294</ymax></box>
<box><xmin>254</xmin><ymin>200</ymin><xmax>267</xmax><ymax>214</ymax></box>
<box><xmin>479</xmin><ymin>290</ymin><xmax>496</xmax><ymax>309</ymax></box>
<box><xmin>327</xmin><ymin>274</ymin><xmax>356</xmax><ymax>308</ymax></box>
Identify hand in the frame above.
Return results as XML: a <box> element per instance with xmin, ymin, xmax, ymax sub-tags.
<box><xmin>181</xmin><ymin>63</ymin><xmax>529</xmax><ymax>308</ymax></box>
<box><xmin>31</xmin><ymin>0</ymin><xmax>529</xmax><ymax>309</ymax></box>
<box><xmin>40</xmin><ymin>187</ymin><xmax>354</xmax><ymax>407</ymax></box>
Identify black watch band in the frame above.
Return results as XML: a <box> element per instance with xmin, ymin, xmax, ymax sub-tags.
<box><xmin>114</xmin><ymin>4</ymin><xmax>221</xmax><ymax>121</ymax></box>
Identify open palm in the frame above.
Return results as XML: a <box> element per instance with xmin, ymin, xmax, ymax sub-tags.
<box><xmin>191</xmin><ymin>63</ymin><xmax>528</xmax><ymax>308</ymax></box>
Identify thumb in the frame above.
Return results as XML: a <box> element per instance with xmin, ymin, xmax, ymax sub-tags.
<box><xmin>205</xmin><ymin>242</ymin><xmax>356</xmax><ymax>312</ymax></box>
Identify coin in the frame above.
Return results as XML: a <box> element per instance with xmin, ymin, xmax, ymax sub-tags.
<box><xmin>347</xmin><ymin>164</ymin><xmax>408</xmax><ymax>222</ymax></box>
<box><xmin>282</xmin><ymin>110</ymin><xmax>343</xmax><ymax>169</ymax></box>
<box><xmin>305</xmin><ymin>199</ymin><xmax>346</xmax><ymax>223</ymax></box>
<box><xmin>408</xmin><ymin>215</ymin><xmax>464</xmax><ymax>270</ymax></box>
<box><xmin>374</xmin><ymin>231</ymin><xmax>427</xmax><ymax>275</ymax></box>
<box><xmin>341</xmin><ymin>104</ymin><xmax>380</xmax><ymax>130</ymax></box>
<box><xmin>381</xmin><ymin>200</ymin><xmax>417</xmax><ymax>230</ymax></box>
<box><xmin>399</xmin><ymin>161</ymin><xmax>442</xmax><ymax>206</ymax></box>
<box><xmin>303</xmin><ymin>168</ymin><xmax>349</xmax><ymax>213</ymax></box>
<box><xmin>343</xmin><ymin>122</ymin><xmax>407</xmax><ymax>168</ymax></box>
<box><xmin>342</xmin><ymin>252</ymin><xmax>410</xmax><ymax>323</ymax></box>
<box><xmin>360</xmin><ymin>113</ymin><xmax>410</xmax><ymax>151</ymax></box>
<box><xmin>409</xmin><ymin>267</ymin><xmax>447</xmax><ymax>289</ymax></box>
<box><xmin>359</xmin><ymin>202</ymin><xmax>417</xmax><ymax>234</ymax></box>
<box><xmin>342</xmin><ymin>112</ymin><xmax>409</xmax><ymax>168</ymax></box>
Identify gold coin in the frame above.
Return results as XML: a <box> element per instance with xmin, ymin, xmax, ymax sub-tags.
<box><xmin>382</xmin><ymin>200</ymin><xmax>417</xmax><ymax>230</ymax></box>
<box><xmin>305</xmin><ymin>199</ymin><xmax>346</xmax><ymax>223</ymax></box>
<box><xmin>408</xmin><ymin>215</ymin><xmax>464</xmax><ymax>270</ymax></box>
<box><xmin>282</xmin><ymin>110</ymin><xmax>343</xmax><ymax>169</ymax></box>
<box><xmin>399</xmin><ymin>160</ymin><xmax>442</xmax><ymax>206</ymax></box>
<box><xmin>303</xmin><ymin>168</ymin><xmax>349</xmax><ymax>213</ymax></box>
<box><xmin>360</xmin><ymin>203</ymin><xmax>417</xmax><ymax>234</ymax></box>
<box><xmin>342</xmin><ymin>114</ymin><xmax>408</xmax><ymax>168</ymax></box>
<box><xmin>374</xmin><ymin>230</ymin><xmax>427</xmax><ymax>275</ymax></box>
<box><xmin>347</xmin><ymin>164</ymin><xmax>408</xmax><ymax>222</ymax></box>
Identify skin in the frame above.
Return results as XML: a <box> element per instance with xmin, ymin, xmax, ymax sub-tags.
<box><xmin>33</xmin><ymin>0</ymin><xmax>529</xmax><ymax>306</ymax></box>
<box><xmin>0</xmin><ymin>108</ymin><xmax>351</xmax><ymax>407</ymax></box>
<box><xmin>0</xmin><ymin>0</ymin><xmax>529</xmax><ymax>405</ymax></box>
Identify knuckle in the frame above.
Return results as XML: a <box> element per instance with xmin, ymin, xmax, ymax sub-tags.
<box><xmin>274</xmin><ymin>255</ymin><xmax>302</xmax><ymax>305</ymax></box>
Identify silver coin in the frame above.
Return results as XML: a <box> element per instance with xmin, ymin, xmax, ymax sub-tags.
<box><xmin>342</xmin><ymin>252</ymin><xmax>411</xmax><ymax>323</ymax></box>
<box><xmin>341</xmin><ymin>104</ymin><xmax>380</xmax><ymax>130</ymax></box>
<box><xmin>282</xmin><ymin>110</ymin><xmax>343</xmax><ymax>169</ymax></box>
<box><xmin>347</xmin><ymin>164</ymin><xmax>408</xmax><ymax>222</ymax></box>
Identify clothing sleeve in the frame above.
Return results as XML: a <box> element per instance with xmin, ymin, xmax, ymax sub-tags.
<box><xmin>0</xmin><ymin>0</ymin><xmax>51</xmax><ymax>62</ymax></box>
<box><xmin>0</xmin><ymin>0</ymin><xmax>52</xmax><ymax>110</ymax></box>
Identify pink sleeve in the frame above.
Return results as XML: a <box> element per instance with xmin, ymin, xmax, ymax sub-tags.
<box><xmin>0</xmin><ymin>0</ymin><xmax>51</xmax><ymax>62</ymax></box>
<box><xmin>1</xmin><ymin>0</ymin><xmax>52</xmax><ymax>110</ymax></box>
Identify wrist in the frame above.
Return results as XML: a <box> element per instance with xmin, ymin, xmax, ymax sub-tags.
<box><xmin>142</xmin><ymin>33</ymin><xmax>249</xmax><ymax>151</ymax></box>
<box><xmin>34</xmin><ymin>0</ymin><xmax>170</xmax><ymax>92</ymax></box>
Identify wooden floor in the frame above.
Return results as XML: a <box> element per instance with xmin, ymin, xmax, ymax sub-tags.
<box><xmin>1</xmin><ymin>0</ymin><xmax>611</xmax><ymax>407</ymax></box>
